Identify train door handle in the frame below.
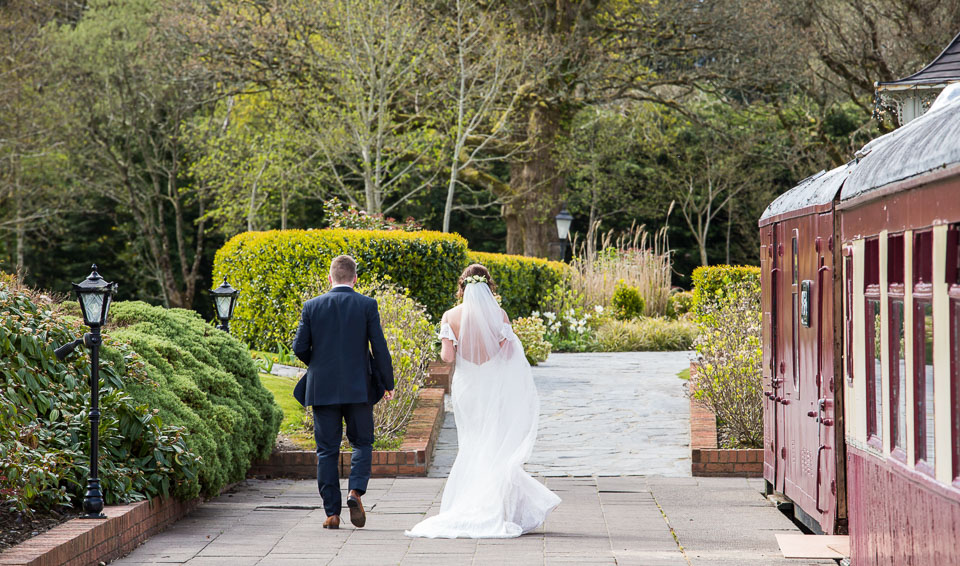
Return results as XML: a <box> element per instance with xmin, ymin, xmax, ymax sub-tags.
<box><xmin>821</xmin><ymin>419</ymin><xmax>834</xmax><ymax>426</ymax></box>
<box><xmin>780</xmin><ymin>399</ymin><xmax>791</xmax><ymax>406</ymax></box>
<box><xmin>764</xmin><ymin>391</ymin><xmax>773</xmax><ymax>398</ymax></box>
<box><xmin>807</xmin><ymin>411</ymin><xmax>817</xmax><ymax>418</ymax></box>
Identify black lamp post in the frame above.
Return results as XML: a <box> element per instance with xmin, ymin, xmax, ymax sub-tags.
<box><xmin>555</xmin><ymin>206</ymin><xmax>574</xmax><ymax>262</ymax></box>
<box><xmin>54</xmin><ymin>265</ymin><xmax>117</xmax><ymax>520</ymax></box>
<box><xmin>210</xmin><ymin>278</ymin><xmax>239</xmax><ymax>332</ymax></box>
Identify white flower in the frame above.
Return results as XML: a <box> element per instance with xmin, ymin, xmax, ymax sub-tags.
<box><xmin>584</xmin><ymin>313</ymin><xmax>591</xmax><ymax>320</ymax></box>
<box><xmin>577</xmin><ymin>326</ymin><xmax>586</xmax><ymax>334</ymax></box>
<box><xmin>551</xmin><ymin>322</ymin><xmax>561</xmax><ymax>332</ymax></box>
<box><xmin>594</xmin><ymin>305</ymin><xmax>604</xmax><ymax>314</ymax></box>
<box><xmin>567</xmin><ymin>308</ymin><xmax>576</xmax><ymax>316</ymax></box>
<box><xmin>532</xmin><ymin>310</ymin><xmax>541</xmax><ymax>318</ymax></box>
<box><xmin>543</xmin><ymin>311</ymin><xmax>556</xmax><ymax>320</ymax></box>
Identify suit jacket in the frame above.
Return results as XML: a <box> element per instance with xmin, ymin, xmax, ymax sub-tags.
<box><xmin>292</xmin><ymin>286</ymin><xmax>394</xmax><ymax>407</ymax></box>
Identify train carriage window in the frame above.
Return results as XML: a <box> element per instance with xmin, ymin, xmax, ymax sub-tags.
<box><xmin>913</xmin><ymin>230</ymin><xmax>935</xmax><ymax>472</ymax></box>
<box><xmin>865</xmin><ymin>238</ymin><xmax>881</xmax><ymax>443</ymax></box>
<box><xmin>792</xmin><ymin>231</ymin><xmax>799</xmax><ymax>389</ymax></box>
<box><xmin>889</xmin><ymin>234</ymin><xmax>907</xmax><ymax>453</ymax></box>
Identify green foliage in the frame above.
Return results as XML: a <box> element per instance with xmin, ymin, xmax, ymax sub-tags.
<box><xmin>512</xmin><ymin>317</ymin><xmax>552</xmax><ymax>366</ymax></box>
<box><xmin>324</xmin><ymin>199</ymin><xmax>423</xmax><ymax>232</ymax></box>
<box><xmin>0</xmin><ymin>278</ymin><xmax>204</xmax><ymax>513</ymax></box>
<box><xmin>213</xmin><ymin>229</ymin><xmax>469</xmax><ymax>349</ymax></box>
<box><xmin>532</xmin><ymin>284</ymin><xmax>597</xmax><ymax>352</ymax></box>
<box><xmin>611</xmin><ymin>280</ymin><xmax>645</xmax><ymax>320</ymax></box>
<box><xmin>667</xmin><ymin>291</ymin><xmax>695</xmax><ymax>318</ymax></box>
<box><xmin>691</xmin><ymin>265</ymin><xmax>761</xmax><ymax>324</ymax></box>
<box><xmin>595</xmin><ymin>317</ymin><xmax>698</xmax><ymax>352</ymax></box>
<box><xmin>467</xmin><ymin>251</ymin><xmax>570</xmax><ymax>318</ymax></box>
<box><xmin>690</xmin><ymin>280</ymin><xmax>763</xmax><ymax>449</ymax></box>
<box><xmin>107</xmin><ymin>301</ymin><xmax>282</xmax><ymax>498</ymax></box>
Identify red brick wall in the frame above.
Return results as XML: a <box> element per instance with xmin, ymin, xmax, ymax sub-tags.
<box><xmin>0</xmin><ymin>496</ymin><xmax>200</xmax><ymax>566</ymax></box>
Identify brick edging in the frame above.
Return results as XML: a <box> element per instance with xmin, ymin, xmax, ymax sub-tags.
<box><xmin>688</xmin><ymin>362</ymin><xmax>763</xmax><ymax>477</ymax></box>
<box><xmin>0</xmin><ymin>495</ymin><xmax>200</xmax><ymax>566</ymax></box>
<box><xmin>248</xmin><ymin>362</ymin><xmax>452</xmax><ymax>479</ymax></box>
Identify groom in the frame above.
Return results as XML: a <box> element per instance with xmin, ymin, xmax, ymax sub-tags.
<box><xmin>293</xmin><ymin>255</ymin><xmax>394</xmax><ymax>530</ymax></box>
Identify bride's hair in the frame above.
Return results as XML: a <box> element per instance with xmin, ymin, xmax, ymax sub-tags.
<box><xmin>457</xmin><ymin>264</ymin><xmax>496</xmax><ymax>299</ymax></box>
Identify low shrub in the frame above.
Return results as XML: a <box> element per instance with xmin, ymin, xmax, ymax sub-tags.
<box><xmin>107</xmin><ymin>302</ymin><xmax>283</xmax><ymax>497</ymax></box>
<box><xmin>466</xmin><ymin>251</ymin><xmax>569</xmax><ymax>318</ymax></box>
<box><xmin>534</xmin><ymin>284</ymin><xmax>597</xmax><ymax>352</ymax></box>
<box><xmin>611</xmin><ymin>280</ymin><xmax>645</xmax><ymax>320</ymax></box>
<box><xmin>667</xmin><ymin>291</ymin><xmax>694</xmax><ymax>318</ymax></box>
<box><xmin>690</xmin><ymin>265</ymin><xmax>760</xmax><ymax>324</ymax></box>
<box><xmin>214</xmin><ymin>229</ymin><xmax>469</xmax><ymax>349</ymax></box>
<box><xmin>0</xmin><ymin>277</ymin><xmax>210</xmax><ymax>514</ymax></box>
<box><xmin>689</xmin><ymin>279</ymin><xmax>762</xmax><ymax>449</ymax></box>
<box><xmin>595</xmin><ymin>317</ymin><xmax>698</xmax><ymax>352</ymax></box>
<box><xmin>512</xmin><ymin>317</ymin><xmax>551</xmax><ymax>365</ymax></box>
<box><xmin>323</xmin><ymin>198</ymin><xmax>423</xmax><ymax>231</ymax></box>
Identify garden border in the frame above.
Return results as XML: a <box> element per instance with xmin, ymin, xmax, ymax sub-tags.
<box><xmin>689</xmin><ymin>363</ymin><xmax>763</xmax><ymax>477</ymax></box>
<box><xmin>0</xmin><ymin>493</ymin><xmax>204</xmax><ymax>566</ymax></box>
<box><xmin>248</xmin><ymin>361</ymin><xmax>452</xmax><ymax>479</ymax></box>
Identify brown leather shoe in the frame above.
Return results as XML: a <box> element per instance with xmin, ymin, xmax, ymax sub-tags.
<box><xmin>347</xmin><ymin>490</ymin><xmax>366</xmax><ymax>528</ymax></box>
<box><xmin>323</xmin><ymin>515</ymin><xmax>340</xmax><ymax>530</ymax></box>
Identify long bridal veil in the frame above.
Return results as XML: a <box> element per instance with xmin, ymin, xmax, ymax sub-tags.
<box><xmin>405</xmin><ymin>282</ymin><xmax>560</xmax><ymax>539</ymax></box>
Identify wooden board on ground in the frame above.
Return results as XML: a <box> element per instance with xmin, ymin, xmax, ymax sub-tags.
<box><xmin>775</xmin><ymin>534</ymin><xmax>850</xmax><ymax>559</ymax></box>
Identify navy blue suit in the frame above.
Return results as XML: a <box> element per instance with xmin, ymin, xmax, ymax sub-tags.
<box><xmin>292</xmin><ymin>286</ymin><xmax>394</xmax><ymax>517</ymax></box>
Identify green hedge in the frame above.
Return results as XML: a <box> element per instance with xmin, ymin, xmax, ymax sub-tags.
<box><xmin>213</xmin><ymin>229</ymin><xmax>469</xmax><ymax>350</ymax></box>
<box><xmin>691</xmin><ymin>265</ymin><xmax>761</xmax><ymax>323</ymax></box>
<box><xmin>467</xmin><ymin>251</ymin><xmax>570</xmax><ymax>318</ymax></box>
<box><xmin>108</xmin><ymin>302</ymin><xmax>282</xmax><ymax>498</ymax></box>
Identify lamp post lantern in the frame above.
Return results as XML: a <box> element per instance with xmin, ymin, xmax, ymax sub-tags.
<box><xmin>555</xmin><ymin>206</ymin><xmax>574</xmax><ymax>261</ymax></box>
<box><xmin>210</xmin><ymin>278</ymin><xmax>239</xmax><ymax>332</ymax></box>
<box><xmin>58</xmin><ymin>265</ymin><xmax>117</xmax><ymax>519</ymax></box>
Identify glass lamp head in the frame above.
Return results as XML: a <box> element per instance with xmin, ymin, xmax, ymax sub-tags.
<box><xmin>555</xmin><ymin>207</ymin><xmax>574</xmax><ymax>240</ymax></box>
<box><xmin>210</xmin><ymin>278</ymin><xmax>239</xmax><ymax>321</ymax></box>
<box><xmin>73</xmin><ymin>265</ymin><xmax>117</xmax><ymax>327</ymax></box>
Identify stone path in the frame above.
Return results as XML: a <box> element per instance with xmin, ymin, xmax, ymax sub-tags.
<box><xmin>431</xmin><ymin>352</ymin><xmax>693</xmax><ymax>477</ymax></box>
<box><xmin>110</xmin><ymin>477</ymin><xmax>831</xmax><ymax>566</ymax></box>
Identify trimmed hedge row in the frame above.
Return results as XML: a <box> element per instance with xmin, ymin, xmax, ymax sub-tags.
<box><xmin>213</xmin><ymin>230</ymin><xmax>570</xmax><ymax>350</ymax></box>
<box><xmin>691</xmin><ymin>265</ymin><xmax>761</xmax><ymax>323</ymax></box>
<box><xmin>466</xmin><ymin>251</ymin><xmax>570</xmax><ymax>318</ymax></box>
<box><xmin>213</xmin><ymin>230</ymin><xmax>469</xmax><ymax>350</ymax></box>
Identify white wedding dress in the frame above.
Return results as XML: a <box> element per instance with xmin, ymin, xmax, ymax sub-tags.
<box><xmin>405</xmin><ymin>282</ymin><xmax>561</xmax><ymax>539</ymax></box>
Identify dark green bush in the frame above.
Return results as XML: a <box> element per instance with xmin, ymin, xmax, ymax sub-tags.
<box><xmin>213</xmin><ymin>229</ymin><xmax>469</xmax><ymax>349</ymax></box>
<box><xmin>467</xmin><ymin>251</ymin><xmax>570</xmax><ymax>317</ymax></box>
<box><xmin>611</xmin><ymin>280</ymin><xmax>645</xmax><ymax>320</ymax></box>
<box><xmin>108</xmin><ymin>302</ymin><xmax>282</xmax><ymax>497</ymax></box>
<box><xmin>690</xmin><ymin>265</ymin><xmax>761</xmax><ymax>323</ymax></box>
<box><xmin>667</xmin><ymin>291</ymin><xmax>694</xmax><ymax>318</ymax></box>
<box><xmin>0</xmin><ymin>279</ymin><xmax>204</xmax><ymax>513</ymax></box>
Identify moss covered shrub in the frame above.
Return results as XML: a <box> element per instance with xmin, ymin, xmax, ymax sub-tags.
<box><xmin>0</xmin><ymin>278</ymin><xmax>206</xmax><ymax>513</ymax></box>
<box><xmin>512</xmin><ymin>317</ymin><xmax>552</xmax><ymax>365</ymax></box>
<box><xmin>214</xmin><ymin>229</ymin><xmax>469</xmax><ymax>350</ymax></box>
<box><xmin>107</xmin><ymin>302</ymin><xmax>282</xmax><ymax>497</ymax></box>
<box><xmin>596</xmin><ymin>317</ymin><xmax>698</xmax><ymax>352</ymax></box>
<box><xmin>466</xmin><ymin>251</ymin><xmax>570</xmax><ymax>317</ymax></box>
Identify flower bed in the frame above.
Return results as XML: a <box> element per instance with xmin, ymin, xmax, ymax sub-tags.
<box><xmin>689</xmin><ymin>364</ymin><xmax>762</xmax><ymax>477</ymax></box>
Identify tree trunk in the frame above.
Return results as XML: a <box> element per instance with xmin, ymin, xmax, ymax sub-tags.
<box><xmin>505</xmin><ymin>104</ymin><xmax>566</xmax><ymax>258</ymax></box>
<box><xmin>14</xmin><ymin>168</ymin><xmax>25</xmax><ymax>273</ymax></box>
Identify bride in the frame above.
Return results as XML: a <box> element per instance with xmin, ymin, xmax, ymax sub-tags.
<box><xmin>405</xmin><ymin>264</ymin><xmax>561</xmax><ymax>539</ymax></box>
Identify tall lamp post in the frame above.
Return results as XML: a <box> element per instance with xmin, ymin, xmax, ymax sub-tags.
<box><xmin>555</xmin><ymin>206</ymin><xmax>574</xmax><ymax>262</ymax></box>
<box><xmin>54</xmin><ymin>265</ymin><xmax>117</xmax><ymax>519</ymax></box>
<box><xmin>210</xmin><ymin>278</ymin><xmax>239</xmax><ymax>332</ymax></box>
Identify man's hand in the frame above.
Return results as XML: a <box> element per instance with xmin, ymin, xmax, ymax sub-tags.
<box><xmin>383</xmin><ymin>389</ymin><xmax>395</xmax><ymax>401</ymax></box>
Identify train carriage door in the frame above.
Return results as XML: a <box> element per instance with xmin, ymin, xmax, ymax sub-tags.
<box><xmin>775</xmin><ymin>222</ymin><xmax>788</xmax><ymax>491</ymax></box>
<box><xmin>762</xmin><ymin>225</ymin><xmax>779</xmax><ymax>488</ymax></box>
<box><xmin>813</xmin><ymin>212</ymin><xmax>839</xmax><ymax>534</ymax></box>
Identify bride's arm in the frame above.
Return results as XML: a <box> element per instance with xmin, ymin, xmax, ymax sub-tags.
<box><xmin>499</xmin><ymin>309</ymin><xmax>510</xmax><ymax>347</ymax></box>
<box><xmin>439</xmin><ymin>312</ymin><xmax>457</xmax><ymax>363</ymax></box>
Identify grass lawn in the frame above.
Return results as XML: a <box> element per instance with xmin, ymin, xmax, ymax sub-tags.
<box><xmin>677</xmin><ymin>367</ymin><xmax>690</xmax><ymax>380</ymax></box>
<box><xmin>259</xmin><ymin>372</ymin><xmax>315</xmax><ymax>449</ymax></box>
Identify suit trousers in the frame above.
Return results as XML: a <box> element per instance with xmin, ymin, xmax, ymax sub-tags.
<box><xmin>312</xmin><ymin>403</ymin><xmax>374</xmax><ymax>517</ymax></box>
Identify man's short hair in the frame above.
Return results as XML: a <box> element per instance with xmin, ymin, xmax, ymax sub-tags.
<box><xmin>330</xmin><ymin>255</ymin><xmax>357</xmax><ymax>284</ymax></box>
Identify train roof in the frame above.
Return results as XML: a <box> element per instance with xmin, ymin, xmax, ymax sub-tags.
<box><xmin>841</xmin><ymin>89</ymin><xmax>960</xmax><ymax>202</ymax></box>
<box><xmin>758</xmin><ymin>162</ymin><xmax>855</xmax><ymax>226</ymax></box>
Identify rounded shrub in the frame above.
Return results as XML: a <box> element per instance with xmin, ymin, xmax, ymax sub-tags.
<box><xmin>690</xmin><ymin>265</ymin><xmax>760</xmax><ymax>324</ymax></box>
<box><xmin>667</xmin><ymin>291</ymin><xmax>695</xmax><ymax>318</ymax></box>
<box><xmin>512</xmin><ymin>316</ymin><xmax>552</xmax><ymax>365</ymax></box>
<box><xmin>107</xmin><ymin>302</ymin><xmax>283</xmax><ymax>497</ymax></box>
<box><xmin>214</xmin><ymin>229</ymin><xmax>469</xmax><ymax>350</ymax></box>
<box><xmin>611</xmin><ymin>280</ymin><xmax>645</xmax><ymax>320</ymax></box>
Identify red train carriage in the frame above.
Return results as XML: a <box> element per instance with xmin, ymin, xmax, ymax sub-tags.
<box><xmin>760</xmin><ymin>89</ymin><xmax>960</xmax><ymax>563</ymax></box>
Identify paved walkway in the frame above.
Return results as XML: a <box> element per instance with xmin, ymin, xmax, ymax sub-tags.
<box><xmin>110</xmin><ymin>477</ymin><xmax>831</xmax><ymax>566</ymax></box>
<box><xmin>432</xmin><ymin>352</ymin><xmax>693</xmax><ymax>477</ymax></box>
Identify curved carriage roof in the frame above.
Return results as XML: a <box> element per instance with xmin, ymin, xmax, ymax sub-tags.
<box><xmin>841</xmin><ymin>92</ymin><xmax>960</xmax><ymax>201</ymax></box>
<box><xmin>759</xmin><ymin>162</ymin><xmax>854</xmax><ymax>225</ymax></box>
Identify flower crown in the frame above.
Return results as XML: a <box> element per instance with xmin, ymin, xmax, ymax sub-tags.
<box><xmin>463</xmin><ymin>274</ymin><xmax>488</xmax><ymax>285</ymax></box>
